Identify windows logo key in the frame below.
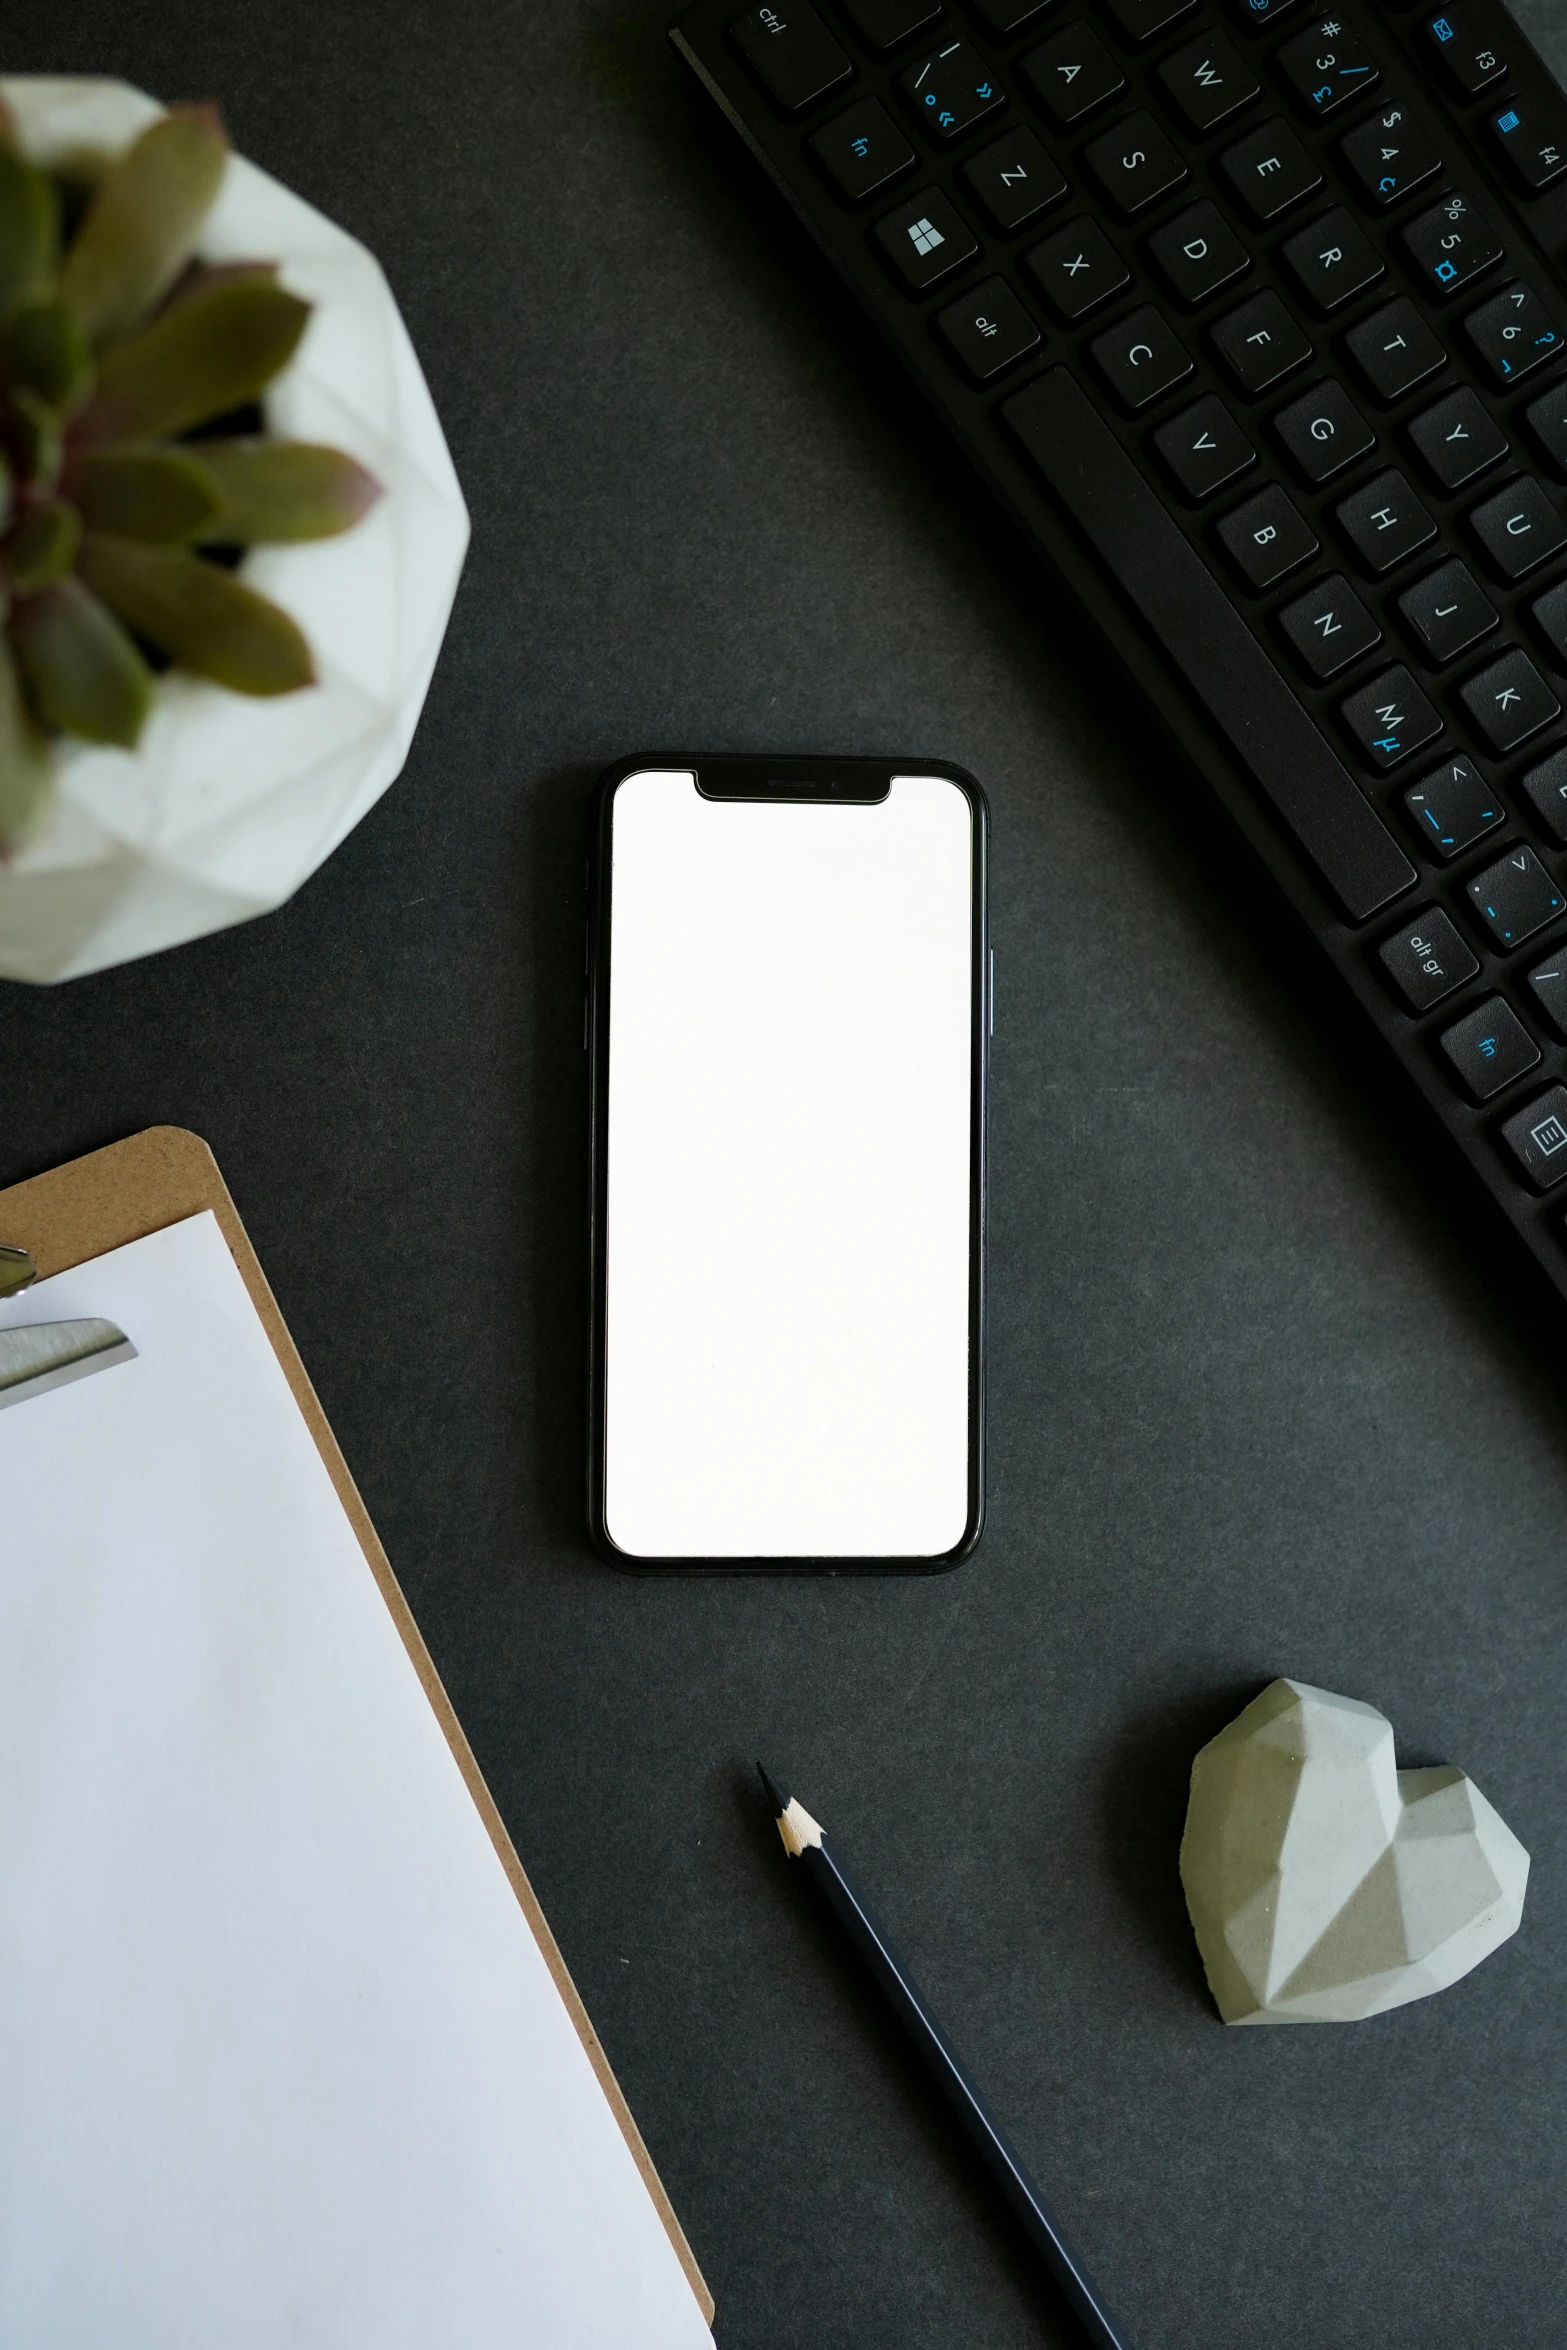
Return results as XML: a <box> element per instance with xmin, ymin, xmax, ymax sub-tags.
<box><xmin>908</xmin><ymin>215</ymin><xmax>945</xmax><ymax>257</ymax></box>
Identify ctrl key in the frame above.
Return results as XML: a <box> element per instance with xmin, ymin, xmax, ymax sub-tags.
<box><xmin>1379</xmin><ymin>906</ymin><xmax>1478</xmax><ymax>1012</ymax></box>
<box><xmin>1499</xmin><ymin>1084</ymin><xmax>1567</xmax><ymax>1189</ymax></box>
<box><xmin>730</xmin><ymin>3</ymin><xmax>852</xmax><ymax>115</ymax></box>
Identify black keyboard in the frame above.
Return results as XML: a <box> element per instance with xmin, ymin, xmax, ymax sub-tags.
<box><xmin>671</xmin><ymin>0</ymin><xmax>1567</xmax><ymax>1303</ymax></box>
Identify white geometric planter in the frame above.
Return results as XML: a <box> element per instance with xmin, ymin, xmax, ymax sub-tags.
<box><xmin>0</xmin><ymin>79</ymin><xmax>470</xmax><ymax>985</ymax></box>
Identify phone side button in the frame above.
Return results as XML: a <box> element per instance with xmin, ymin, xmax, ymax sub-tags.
<box><xmin>989</xmin><ymin>947</ymin><xmax>995</xmax><ymax>1036</ymax></box>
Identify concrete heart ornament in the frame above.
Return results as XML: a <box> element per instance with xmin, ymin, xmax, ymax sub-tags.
<box><xmin>1180</xmin><ymin>1679</ymin><xmax>1529</xmax><ymax>2025</ymax></box>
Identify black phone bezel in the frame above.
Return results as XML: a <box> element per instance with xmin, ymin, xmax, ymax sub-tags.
<box><xmin>586</xmin><ymin>752</ymin><xmax>989</xmax><ymax>1574</ymax></box>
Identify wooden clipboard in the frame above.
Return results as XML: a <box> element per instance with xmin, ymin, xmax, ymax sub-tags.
<box><xmin>0</xmin><ymin>1124</ymin><xmax>714</xmax><ymax>2330</ymax></box>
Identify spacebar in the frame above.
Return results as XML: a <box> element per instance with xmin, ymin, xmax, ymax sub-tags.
<box><xmin>1002</xmin><ymin>368</ymin><xmax>1416</xmax><ymax>925</ymax></box>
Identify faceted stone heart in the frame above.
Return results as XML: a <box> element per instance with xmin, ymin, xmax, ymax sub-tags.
<box><xmin>1180</xmin><ymin>1679</ymin><xmax>1529</xmax><ymax>2025</ymax></box>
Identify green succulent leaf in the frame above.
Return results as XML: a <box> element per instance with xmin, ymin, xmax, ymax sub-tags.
<box><xmin>0</xmin><ymin>144</ymin><xmax>60</xmax><ymax>323</ymax></box>
<box><xmin>5</xmin><ymin>498</ymin><xmax>82</xmax><ymax>593</ymax></box>
<box><xmin>0</xmin><ymin>296</ymin><xmax>91</xmax><ymax>413</ymax></box>
<box><xmin>79</xmin><ymin>534</ymin><xmax>315</xmax><ymax>697</ymax></box>
<box><xmin>0</xmin><ymin>632</ymin><xmax>52</xmax><ymax>853</ymax></box>
<box><xmin>74</xmin><ymin>279</ymin><xmax>311</xmax><ymax>447</ymax></box>
<box><xmin>195</xmin><ymin>439</ymin><xmax>382</xmax><ymax>543</ymax></box>
<box><xmin>59</xmin><ymin>107</ymin><xmax>229</xmax><ymax>349</ymax></box>
<box><xmin>10</xmin><ymin>574</ymin><xmax>152</xmax><ymax>747</ymax></box>
<box><xmin>74</xmin><ymin>447</ymin><xmax>221</xmax><ymax>543</ymax></box>
<box><xmin>11</xmin><ymin>386</ymin><xmax>62</xmax><ymax>491</ymax></box>
<box><xmin>162</xmin><ymin>258</ymin><xmax>278</xmax><ymax>310</ymax></box>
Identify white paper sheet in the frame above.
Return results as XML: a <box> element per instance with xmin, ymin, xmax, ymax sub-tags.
<box><xmin>0</xmin><ymin>1214</ymin><xmax>712</xmax><ymax>2350</ymax></box>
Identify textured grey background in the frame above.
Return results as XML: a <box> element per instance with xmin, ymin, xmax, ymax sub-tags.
<box><xmin>3</xmin><ymin>5</ymin><xmax>1566</xmax><ymax>2345</ymax></box>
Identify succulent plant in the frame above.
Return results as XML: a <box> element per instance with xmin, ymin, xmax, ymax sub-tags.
<box><xmin>0</xmin><ymin>100</ymin><xmax>381</xmax><ymax>850</ymax></box>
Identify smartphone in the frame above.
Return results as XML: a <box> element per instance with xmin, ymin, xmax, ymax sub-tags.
<box><xmin>587</xmin><ymin>755</ymin><xmax>988</xmax><ymax>1571</ymax></box>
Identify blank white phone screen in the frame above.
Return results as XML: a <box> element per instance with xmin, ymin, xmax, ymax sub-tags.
<box><xmin>604</xmin><ymin>770</ymin><xmax>975</xmax><ymax>1559</ymax></box>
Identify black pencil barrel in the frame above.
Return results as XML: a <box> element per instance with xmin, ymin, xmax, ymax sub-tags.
<box><xmin>800</xmin><ymin>1839</ymin><xmax>1133</xmax><ymax>2350</ymax></box>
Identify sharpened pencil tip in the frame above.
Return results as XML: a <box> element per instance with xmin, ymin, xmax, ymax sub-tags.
<box><xmin>756</xmin><ymin>1761</ymin><xmax>789</xmax><ymax>1816</ymax></box>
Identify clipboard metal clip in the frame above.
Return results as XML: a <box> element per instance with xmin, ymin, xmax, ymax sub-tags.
<box><xmin>0</xmin><ymin>1244</ymin><xmax>37</xmax><ymax>1300</ymax></box>
<box><xmin>0</xmin><ymin>1247</ymin><xmax>136</xmax><ymax>1411</ymax></box>
<box><xmin>0</xmin><ymin>1319</ymin><xmax>137</xmax><ymax>1412</ymax></box>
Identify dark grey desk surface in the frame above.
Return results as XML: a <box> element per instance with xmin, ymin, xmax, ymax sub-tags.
<box><xmin>5</xmin><ymin>6</ymin><xmax>1567</xmax><ymax>2344</ymax></box>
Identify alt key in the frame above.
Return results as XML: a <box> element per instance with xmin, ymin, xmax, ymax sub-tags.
<box><xmin>1378</xmin><ymin>905</ymin><xmax>1479</xmax><ymax>1011</ymax></box>
<box><xmin>935</xmin><ymin>276</ymin><xmax>1042</xmax><ymax>383</ymax></box>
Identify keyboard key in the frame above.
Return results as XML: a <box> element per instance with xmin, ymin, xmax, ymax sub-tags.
<box><xmin>1346</xmin><ymin>298</ymin><xmax>1446</xmax><ymax>402</ymax></box>
<box><xmin>872</xmin><ymin>188</ymin><xmax>978</xmax><ymax>290</ymax></box>
<box><xmin>1089</xmin><ymin>304</ymin><xmax>1193</xmax><ymax>410</ymax></box>
<box><xmin>1339</xmin><ymin>101</ymin><xmax>1443</xmax><ymax>208</ymax></box>
<box><xmin>1464</xmin><ymin>281</ymin><xmax>1565</xmax><ymax>387</ymax></box>
<box><xmin>1407</xmin><ymin>388</ymin><xmax>1508</xmax><ymax>491</ymax></box>
<box><xmin>1281</xmin><ymin>207</ymin><xmax>1385</xmax><ymax>313</ymax></box>
<box><xmin>841</xmin><ymin>0</ymin><xmax>942</xmax><ymax>48</ymax></box>
<box><xmin>1278</xmin><ymin>572</ymin><xmax>1382</xmax><ymax>679</ymax></box>
<box><xmin>1152</xmin><ymin>395</ymin><xmax>1256</xmax><ymax>502</ymax></box>
<box><xmin>1403</xmin><ymin>190</ymin><xmax>1504</xmax><ymax>299</ymax></box>
<box><xmin>1222</xmin><ymin>0</ymin><xmax>1304</xmax><ymax>26</ymax></box>
<box><xmin>1519</xmin><ymin>746</ymin><xmax>1567</xmax><ymax>845</ymax></box>
<box><xmin>1469</xmin><ymin>478</ymin><xmax>1567</xmax><ymax>584</ymax></box>
<box><xmin>1457</xmin><ymin>648</ymin><xmax>1561</xmax><ymax>754</ymax></box>
<box><xmin>1220</xmin><ymin>120</ymin><xmax>1323</xmax><ymax>222</ymax></box>
<box><xmin>1021</xmin><ymin>23</ymin><xmax>1125</xmax><ymax>130</ymax></box>
<box><xmin>1500</xmin><ymin>1086</ymin><xmax>1567</xmax><ymax>1187</ymax></box>
<box><xmin>1397</xmin><ymin>559</ymin><xmax>1498</xmax><ymax>666</ymax></box>
<box><xmin>1024</xmin><ymin>216</ymin><xmax>1130</xmax><ymax>320</ymax></box>
<box><xmin>1335</xmin><ymin>468</ymin><xmax>1437</xmax><ymax>575</ymax></box>
<box><xmin>1423</xmin><ymin>9</ymin><xmax>1507</xmax><ymax>98</ymax></box>
<box><xmin>1277</xmin><ymin>18</ymin><xmax>1380</xmax><ymax>117</ymax></box>
<box><xmin>1341</xmin><ymin>665</ymin><xmax>1442</xmax><ymax>769</ymax></box>
<box><xmin>1467</xmin><ymin>842</ymin><xmax>1565</xmax><ymax>947</ymax></box>
<box><xmin>1083</xmin><ymin>112</ymin><xmax>1189</xmax><ymax>218</ymax></box>
<box><xmin>962</xmin><ymin>128</ymin><xmax>1067</xmax><ymax>234</ymax></box>
<box><xmin>1526</xmin><ymin>950</ymin><xmax>1567</xmax><ymax>1036</ymax></box>
<box><xmin>1146</xmin><ymin>201</ymin><xmax>1250</xmax><ymax>306</ymax></box>
<box><xmin>810</xmin><ymin>98</ymin><xmax>916</xmax><ymax>203</ymax></box>
<box><xmin>1004</xmin><ymin>364</ymin><xmax>1416</xmax><ymax>921</ymax></box>
<box><xmin>1525</xmin><ymin>382</ymin><xmax>1567</xmax><ymax>479</ymax></box>
<box><xmin>971</xmin><ymin>0</ymin><xmax>1054</xmax><ymax>31</ymax></box>
<box><xmin>1530</xmin><ymin>579</ymin><xmax>1567</xmax><ymax>668</ymax></box>
<box><xmin>1488</xmin><ymin>95</ymin><xmax>1567</xmax><ymax>194</ymax></box>
<box><xmin>1403</xmin><ymin>754</ymin><xmax>1503</xmax><ymax>855</ymax></box>
<box><xmin>1379</xmin><ymin>906</ymin><xmax>1479</xmax><ymax>1009</ymax></box>
<box><xmin>935</xmin><ymin>276</ymin><xmax>1041</xmax><ymax>382</ymax></box>
<box><xmin>1274</xmin><ymin>380</ymin><xmax>1376</xmax><ymax>485</ymax></box>
<box><xmin>1156</xmin><ymin>32</ymin><xmax>1259</xmax><ymax>134</ymax></box>
<box><xmin>899</xmin><ymin>38</ymin><xmax>1004</xmax><ymax>141</ymax></box>
<box><xmin>1210</xmin><ymin>290</ymin><xmax>1313</xmax><ymax>393</ymax></box>
<box><xmin>1216</xmin><ymin>484</ymin><xmax>1319</xmax><ymax>590</ymax></box>
<box><xmin>731</xmin><ymin>3</ymin><xmax>852</xmax><ymax>112</ymax></box>
<box><xmin>1105</xmin><ymin>0</ymin><xmax>1196</xmax><ymax>37</ymax></box>
<box><xmin>1439</xmin><ymin>996</ymin><xmax>1539</xmax><ymax>1101</ymax></box>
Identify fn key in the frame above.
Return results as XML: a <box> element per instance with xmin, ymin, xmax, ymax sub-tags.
<box><xmin>937</xmin><ymin>278</ymin><xmax>1041</xmax><ymax>383</ymax></box>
